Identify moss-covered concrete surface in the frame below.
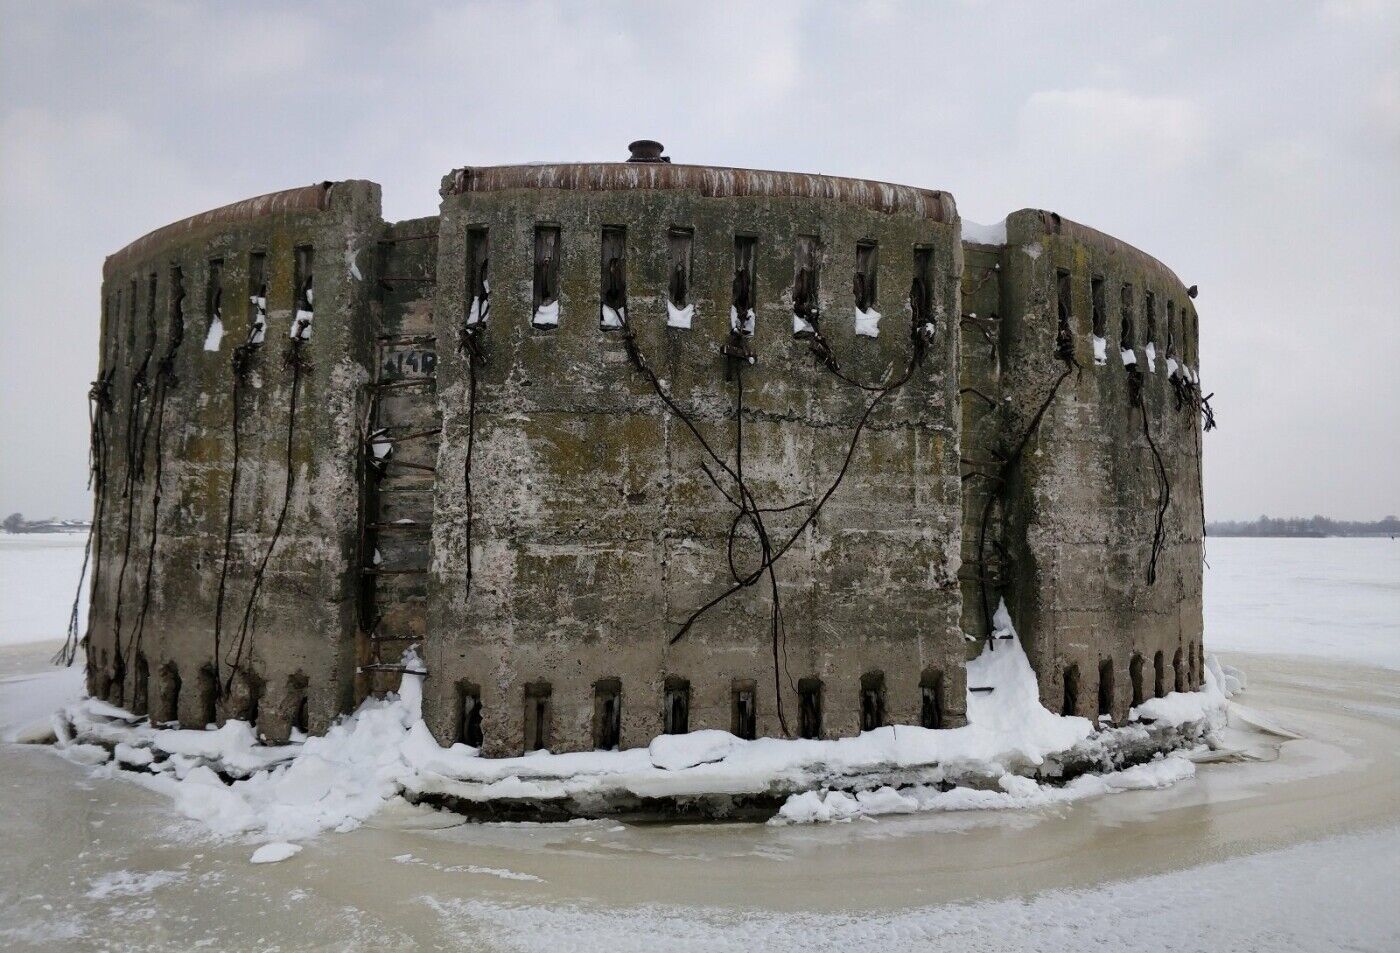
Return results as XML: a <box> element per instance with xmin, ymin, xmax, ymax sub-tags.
<box><xmin>84</xmin><ymin>161</ymin><xmax>1204</xmax><ymax>757</ymax></box>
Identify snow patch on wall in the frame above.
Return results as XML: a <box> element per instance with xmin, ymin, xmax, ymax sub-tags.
<box><xmin>600</xmin><ymin>304</ymin><xmax>625</xmax><ymax>329</ymax></box>
<box><xmin>533</xmin><ymin>300</ymin><xmax>560</xmax><ymax>327</ymax></box>
<box><xmin>667</xmin><ymin>302</ymin><xmax>694</xmax><ymax>329</ymax></box>
<box><xmin>203</xmin><ymin>317</ymin><xmax>225</xmax><ymax>353</ymax></box>
<box><xmin>855</xmin><ymin>307</ymin><xmax>882</xmax><ymax>338</ymax></box>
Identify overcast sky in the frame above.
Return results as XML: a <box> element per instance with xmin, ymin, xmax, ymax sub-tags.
<box><xmin>1</xmin><ymin>0</ymin><xmax>1396</xmax><ymax>521</ymax></box>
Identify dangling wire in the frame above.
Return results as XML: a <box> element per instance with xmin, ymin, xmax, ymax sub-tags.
<box><xmin>56</xmin><ymin>374</ymin><xmax>114</xmax><ymax>667</ymax></box>
<box><xmin>223</xmin><ymin>310</ymin><xmax>310</xmax><ymax>696</ymax></box>
<box><xmin>460</xmin><ymin>317</ymin><xmax>486</xmax><ymax>597</ymax></box>
<box><xmin>973</xmin><ymin>314</ymin><xmax>1080</xmax><ymax>643</ymax></box>
<box><xmin>613</xmin><ymin>302</ymin><xmax>930</xmax><ymax>737</ymax></box>
<box><xmin>211</xmin><ymin>310</ymin><xmax>263</xmax><ymax>696</ymax></box>
<box><xmin>109</xmin><ymin>316</ymin><xmax>158</xmax><ymax>681</ymax></box>
<box><xmin>125</xmin><ymin>282</ymin><xmax>186</xmax><ymax>668</ymax></box>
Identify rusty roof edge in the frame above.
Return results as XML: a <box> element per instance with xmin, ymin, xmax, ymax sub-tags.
<box><xmin>1020</xmin><ymin>209</ymin><xmax>1185</xmax><ymax>290</ymax></box>
<box><xmin>445</xmin><ymin>163</ymin><xmax>955</xmax><ymax>221</ymax></box>
<box><xmin>104</xmin><ymin>182</ymin><xmax>335</xmax><ymax>278</ymax></box>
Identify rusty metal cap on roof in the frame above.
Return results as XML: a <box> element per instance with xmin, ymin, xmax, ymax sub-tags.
<box><xmin>627</xmin><ymin>140</ymin><xmax>669</xmax><ymax>163</ymax></box>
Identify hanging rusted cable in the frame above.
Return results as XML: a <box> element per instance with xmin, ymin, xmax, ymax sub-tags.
<box><xmin>211</xmin><ymin>330</ymin><xmax>261</xmax><ymax>696</ymax></box>
<box><xmin>612</xmin><ymin>303</ymin><xmax>929</xmax><ymax>736</ymax></box>
<box><xmin>56</xmin><ymin>374</ymin><xmax>114</xmax><ymax>667</ymax></box>
<box><xmin>460</xmin><ymin>321</ymin><xmax>486</xmax><ymax>596</ymax></box>
<box><xmin>109</xmin><ymin>320</ymin><xmax>158</xmax><ymax>686</ymax></box>
<box><xmin>1138</xmin><ymin>393</ymin><xmax>1171</xmax><ymax>585</ymax></box>
<box><xmin>125</xmin><ymin>283</ymin><xmax>186</xmax><ymax>668</ymax></box>
<box><xmin>224</xmin><ymin>317</ymin><xmax>310</xmax><ymax>696</ymax></box>
<box><xmin>973</xmin><ymin>330</ymin><xmax>1079</xmax><ymax>641</ymax></box>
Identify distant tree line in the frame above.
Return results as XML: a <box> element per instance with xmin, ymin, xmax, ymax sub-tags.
<box><xmin>1</xmin><ymin>512</ymin><xmax>91</xmax><ymax>534</ymax></box>
<box><xmin>1207</xmin><ymin>515</ymin><xmax>1400</xmax><ymax>537</ymax></box>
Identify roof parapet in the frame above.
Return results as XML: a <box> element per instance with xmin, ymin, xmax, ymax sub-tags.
<box><xmin>443</xmin><ymin>163</ymin><xmax>955</xmax><ymax>222</ymax></box>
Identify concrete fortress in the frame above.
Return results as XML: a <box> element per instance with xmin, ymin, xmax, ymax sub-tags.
<box><xmin>82</xmin><ymin>142</ymin><xmax>1209</xmax><ymax>756</ymax></box>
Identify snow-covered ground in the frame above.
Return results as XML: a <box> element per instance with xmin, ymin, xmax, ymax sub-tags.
<box><xmin>3</xmin><ymin>534</ymin><xmax>1399</xmax><ymax>950</ymax></box>
<box><xmin>1205</xmin><ymin>536</ymin><xmax>1400</xmax><ymax>670</ymax></box>
<box><xmin>0</xmin><ymin>532</ymin><xmax>88</xmax><ymax>647</ymax></box>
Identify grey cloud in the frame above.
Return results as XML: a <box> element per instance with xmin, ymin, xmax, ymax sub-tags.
<box><xmin>1</xmin><ymin>0</ymin><xmax>1395</xmax><ymax>520</ymax></box>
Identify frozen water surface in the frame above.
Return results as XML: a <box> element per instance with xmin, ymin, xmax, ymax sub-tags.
<box><xmin>1</xmin><ymin>535</ymin><xmax>1398</xmax><ymax>950</ymax></box>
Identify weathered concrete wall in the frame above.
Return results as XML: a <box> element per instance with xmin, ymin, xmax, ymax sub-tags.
<box><xmin>426</xmin><ymin>165</ymin><xmax>966</xmax><ymax>754</ymax></box>
<box><xmin>85</xmin><ymin>160</ymin><xmax>1206</xmax><ymax>760</ymax></box>
<box><xmin>972</xmin><ymin>210</ymin><xmax>1205</xmax><ymax>722</ymax></box>
<box><xmin>87</xmin><ymin>182</ymin><xmax>383</xmax><ymax>741</ymax></box>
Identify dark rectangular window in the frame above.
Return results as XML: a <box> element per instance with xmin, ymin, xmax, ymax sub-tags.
<box><xmin>1098</xmin><ymin>659</ymin><xmax>1115</xmax><ymax>720</ymax></box>
<box><xmin>1091</xmin><ymin>276</ymin><xmax>1107</xmax><ymax>338</ymax></box>
<box><xmin>292</xmin><ymin>246</ymin><xmax>314</xmax><ymax>340</ymax></box>
<box><xmin>168</xmin><ymin>265</ymin><xmax>186</xmax><ymax>354</ymax></box>
<box><xmin>599</xmin><ymin>226</ymin><xmax>627</xmax><ymax>329</ymax></box>
<box><xmin>146</xmin><ymin>272</ymin><xmax>158</xmax><ymax>346</ymax></box>
<box><xmin>731</xmin><ymin>235</ymin><xmax>757</xmax><ymax>335</ymax></box>
<box><xmin>731</xmin><ymin>679</ymin><xmax>757</xmax><ymax>740</ymax></box>
<box><xmin>798</xmin><ymin>677</ymin><xmax>823</xmax><ymax>739</ymax></box>
<box><xmin>1143</xmin><ymin>290</ymin><xmax>1157</xmax><ymax>344</ymax></box>
<box><xmin>198</xmin><ymin>665</ymin><xmax>218</xmax><ymax>727</ymax></box>
<box><xmin>457</xmin><ymin>681</ymin><xmax>483</xmax><ymax>748</ymax></box>
<box><xmin>133</xmin><ymin>654</ymin><xmax>150</xmax><ymax>716</ymax></box>
<box><xmin>206</xmin><ymin>259</ymin><xmax>224</xmax><ymax>339</ymax></box>
<box><xmin>593</xmin><ymin>678</ymin><xmax>622</xmax><ymax>750</ymax></box>
<box><xmin>1062</xmin><ymin>664</ymin><xmax>1079</xmax><ymax>717</ymax></box>
<box><xmin>1154</xmin><ymin>651</ymin><xmax>1166</xmax><ymax>698</ymax></box>
<box><xmin>667</xmin><ymin>228</ymin><xmax>693</xmax><ymax>311</ymax></box>
<box><xmin>158</xmin><ymin>662</ymin><xmax>181</xmax><ymax>726</ymax></box>
<box><xmin>532</xmin><ymin>225</ymin><xmax>561</xmax><ymax>327</ymax></box>
<box><xmin>663</xmin><ymin>676</ymin><xmax>690</xmax><ymax>735</ymax></box>
<box><xmin>792</xmin><ymin>235</ymin><xmax>820</xmax><ymax>336</ymax></box>
<box><xmin>466</xmin><ymin>227</ymin><xmax>489</xmax><ymax>326</ymax></box>
<box><xmin>524</xmin><ymin>681</ymin><xmax>552</xmax><ymax>752</ymax></box>
<box><xmin>1130</xmin><ymin>654</ymin><xmax>1146</xmax><ymax>707</ymax></box>
<box><xmin>920</xmin><ymin>669</ymin><xmax>944</xmax><ymax>729</ymax></box>
<box><xmin>1165</xmin><ymin>299</ymin><xmax>1177</xmax><ymax>358</ymax></box>
<box><xmin>854</xmin><ymin>240</ymin><xmax>878</xmax><ymax>311</ymax></box>
<box><xmin>287</xmin><ymin>674</ymin><xmax>309</xmax><ymax>734</ymax></box>
<box><xmin>860</xmin><ymin>671</ymin><xmax>886</xmax><ymax>731</ymax></box>
<box><xmin>1055</xmin><ymin>268</ymin><xmax>1073</xmax><ymax>355</ymax></box>
<box><xmin>1119</xmin><ymin>283</ymin><xmax>1136</xmax><ymax>349</ymax></box>
<box><xmin>1055</xmin><ymin>269</ymin><xmax>1072</xmax><ymax>330</ymax></box>
<box><xmin>248</xmin><ymin>252</ymin><xmax>268</xmax><ymax>345</ymax></box>
<box><xmin>127</xmin><ymin>279</ymin><xmax>137</xmax><ymax>351</ymax></box>
<box><xmin>910</xmin><ymin>246</ymin><xmax>935</xmax><ymax>331</ymax></box>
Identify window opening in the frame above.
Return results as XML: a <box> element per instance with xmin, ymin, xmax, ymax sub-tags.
<box><xmin>663</xmin><ymin>676</ymin><xmax>690</xmax><ymax>735</ymax></box>
<box><xmin>854</xmin><ymin>240</ymin><xmax>881</xmax><ymax>337</ymax></box>
<box><xmin>730</xmin><ymin>236</ymin><xmax>757</xmax><ymax>335</ymax></box>
<box><xmin>792</xmin><ymin>235</ymin><xmax>820</xmax><ymax>337</ymax></box>
<box><xmin>466</xmin><ymin>227</ymin><xmax>490</xmax><ymax>326</ymax></box>
<box><xmin>859</xmin><ymin>671</ymin><xmax>887</xmax><ymax>731</ymax></box>
<box><xmin>732</xmin><ymin>679</ymin><xmax>757</xmax><ymax>740</ymax></box>
<box><xmin>532</xmin><ymin>226</ymin><xmax>561</xmax><ymax>328</ymax></box>
<box><xmin>798</xmin><ymin>677</ymin><xmax>823</xmax><ymax>739</ymax></box>
<box><xmin>599</xmin><ymin>226</ymin><xmax>627</xmax><ymax>329</ymax></box>
<box><xmin>204</xmin><ymin>259</ymin><xmax>225</xmax><ymax>352</ymax></box>
<box><xmin>666</xmin><ymin>228</ymin><xmax>694</xmax><ymax>328</ymax></box>
<box><xmin>593</xmin><ymin>678</ymin><xmax>622</xmax><ymax>750</ymax></box>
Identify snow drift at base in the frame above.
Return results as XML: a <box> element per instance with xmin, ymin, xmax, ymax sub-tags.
<box><xmin>44</xmin><ymin>605</ymin><xmax>1236</xmax><ymax>854</ymax></box>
